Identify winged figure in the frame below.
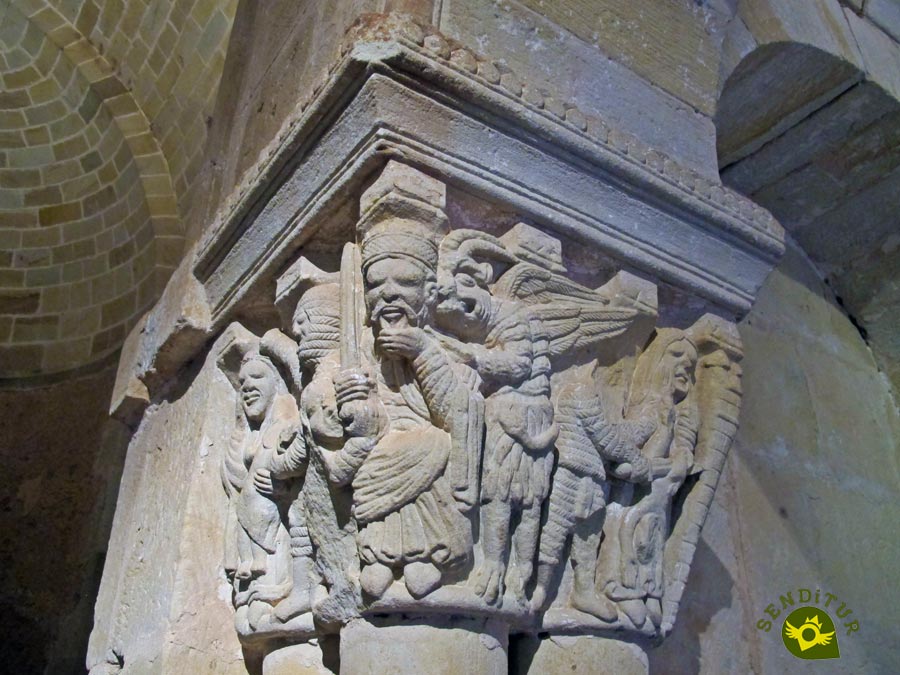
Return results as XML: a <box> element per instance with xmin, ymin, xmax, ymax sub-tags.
<box><xmin>433</xmin><ymin>225</ymin><xmax>654</xmax><ymax>605</ymax></box>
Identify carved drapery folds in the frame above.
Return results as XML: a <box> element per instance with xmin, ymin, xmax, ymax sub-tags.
<box><xmin>215</xmin><ymin>161</ymin><xmax>743</xmax><ymax>650</ymax></box>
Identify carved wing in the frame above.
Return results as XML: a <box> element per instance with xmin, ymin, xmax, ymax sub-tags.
<box><xmin>494</xmin><ymin>262</ymin><xmax>639</xmax><ymax>359</ymax></box>
<box><xmin>529</xmin><ymin>303</ymin><xmax>639</xmax><ymax>359</ymax></box>
<box><xmin>495</xmin><ymin>262</ymin><xmax>601</xmax><ymax>305</ymax></box>
<box><xmin>661</xmin><ymin>316</ymin><xmax>743</xmax><ymax>636</ymax></box>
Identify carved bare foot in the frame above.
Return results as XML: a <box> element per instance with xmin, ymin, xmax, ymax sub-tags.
<box><xmin>571</xmin><ymin>591</ymin><xmax>618</xmax><ymax>621</ymax></box>
<box><xmin>274</xmin><ymin>587</ymin><xmax>312</xmax><ymax>622</ymax></box>
<box><xmin>531</xmin><ymin>561</ymin><xmax>555</xmax><ymax>611</ymax></box>
<box><xmin>360</xmin><ymin>562</ymin><xmax>393</xmax><ymax>598</ymax></box>
<box><xmin>404</xmin><ymin>562</ymin><xmax>442</xmax><ymax>598</ymax></box>
<box><xmin>619</xmin><ymin>598</ymin><xmax>647</xmax><ymax>628</ymax></box>
<box><xmin>473</xmin><ymin>560</ymin><xmax>505</xmax><ymax>605</ymax></box>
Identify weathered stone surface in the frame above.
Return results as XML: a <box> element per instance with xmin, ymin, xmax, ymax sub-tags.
<box><xmin>515</xmin><ymin>634</ymin><xmax>649</xmax><ymax>675</ymax></box>
<box><xmin>867</xmin><ymin>0</ymin><xmax>900</xmax><ymax>43</ymax></box>
<box><xmin>3</xmin><ymin>1</ymin><xmax>898</xmax><ymax>674</ymax></box>
<box><xmin>649</xmin><ymin>243</ymin><xmax>900</xmax><ymax>674</ymax></box>
<box><xmin>0</xmin><ymin>364</ymin><xmax>129</xmax><ymax>675</ymax></box>
<box><xmin>262</xmin><ymin>642</ymin><xmax>335</xmax><ymax>675</ymax></box>
<box><xmin>87</xmin><ymin>348</ymin><xmax>246</xmax><ymax>674</ymax></box>
<box><xmin>340</xmin><ymin>618</ymin><xmax>508</xmax><ymax>675</ymax></box>
<box><xmin>439</xmin><ymin>0</ymin><xmax>722</xmax><ymax>177</ymax></box>
<box><xmin>94</xmin><ymin>149</ymin><xmax>755</xmax><ymax>674</ymax></box>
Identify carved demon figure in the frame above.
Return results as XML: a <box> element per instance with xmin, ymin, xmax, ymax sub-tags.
<box><xmin>434</xmin><ymin>224</ymin><xmax>647</xmax><ymax>605</ymax></box>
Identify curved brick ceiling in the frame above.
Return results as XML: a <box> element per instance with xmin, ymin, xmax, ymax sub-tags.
<box><xmin>0</xmin><ymin>0</ymin><xmax>236</xmax><ymax>379</ymax></box>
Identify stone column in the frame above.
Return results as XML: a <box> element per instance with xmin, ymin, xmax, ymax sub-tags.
<box><xmin>262</xmin><ymin>642</ymin><xmax>336</xmax><ymax>675</ymax></box>
<box><xmin>340</xmin><ymin>617</ymin><xmax>508</xmax><ymax>675</ymax></box>
<box><xmin>514</xmin><ymin>635</ymin><xmax>649</xmax><ymax>675</ymax></box>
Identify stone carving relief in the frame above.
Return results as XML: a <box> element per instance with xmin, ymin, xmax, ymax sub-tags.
<box><xmin>214</xmin><ymin>160</ymin><xmax>743</xmax><ymax>653</ymax></box>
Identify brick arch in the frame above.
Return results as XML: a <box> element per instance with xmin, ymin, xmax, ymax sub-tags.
<box><xmin>0</xmin><ymin>1</ymin><xmax>161</xmax><ymax>376</ymax></box>
<box><xmin>716</xmin><ymin>10</ymin><xmax>900</xmax><ymax>389</ymax></box>
<box><xmin>11</xmin><ymin>0</ymin><xmax>183</xmax><ymax>287</ymax></box>
<box><xmin>1</xmin><ymin>0</ymin><xmax>238</xmax><ymax>378</ymax></box>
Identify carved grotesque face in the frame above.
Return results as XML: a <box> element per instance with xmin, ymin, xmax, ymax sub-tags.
<box><xmin>662</xmin><ymin>340</ymin><xmax>697</xmax><ymax>401</ymax></box>
<box><xmin>364</xmin><ymin>257</ymin><xmax>436</xmax><ymax>331</ymax></box>
<box><xmin>436</xmin><ymin>265</ymin><xmax>492</xmax><ymax>339</ymax></box>
<box><xmin>238</xmin><ymin>359</ymin><xmax>277</xmax><ymax>425</ymax></box>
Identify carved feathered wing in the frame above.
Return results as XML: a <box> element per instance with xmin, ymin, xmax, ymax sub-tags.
<box><xmin>494</xmin><ymin>263</ymin><xmax>639</xmax><ymax>360</ymax></box>
<box><xmin>661</xmin><ymin>316</ymin><xmax>743</xmax><ymax>635</ymax></box>
<box><xmin>528</xmin><ymin>304</ymin><xmax>639</xmax><ymax>358</ymax></box>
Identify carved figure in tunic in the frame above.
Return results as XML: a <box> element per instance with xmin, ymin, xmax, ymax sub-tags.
<box><xmin>333</xmin><ymin>187</ymin><xmax>483</xmax><ymax>600</ymax></box>
<box><xmin>434</xmin><ymin>225</ymin><xmax>646</xmax><ymax>604</ymax></box>
<box><xmin>532</xmin><ymin>362</ymin><xmax>656</xmax><ymax>619</ymax></box>
<box><xmin>277</xmin><ymin>274</ymin><xmax>374</xmax><ymax>622</ymax></box>
<box><xmin>596</xmin><ymin>329</ymin><xmax>699</xmax><ymax>629</ymax></box>
<box><xmin>220</xmin><ymin>347</ymin><xmax>302</xmax><ymax>624</ymax></box>
<box><xmin>434</xmin><ymin>230</ymin><xmax>556</xmax><ymax>603</ymax></box>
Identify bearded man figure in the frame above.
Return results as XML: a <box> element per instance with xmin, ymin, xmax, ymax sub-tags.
<box><xmin>334</xmin><ymin>164</ymin><xmax>484</xmax><ymax>600</ymax></box>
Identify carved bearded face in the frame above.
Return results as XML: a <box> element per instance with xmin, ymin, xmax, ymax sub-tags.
<box><xmin>364</xmin><ymin>257</ymin><xmax>436</xmax><ymax>332</ymax></box>
<box><xmin>662</xmin><ymin>339</ymin><xmax>697</xmax><ymax>401</ymax></box>
<box><xmin>238</xmin><ymin>359</ymin><xmax>278</xmax><ymax>425</ymax></box>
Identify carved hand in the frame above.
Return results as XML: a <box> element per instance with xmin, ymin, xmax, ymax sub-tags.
<box><xmin>376</xmin><ymin>326</ymin><xmax>429</xmax><ymax>360</ymax></box>
<box><xmin>613</xmin><ymin>454</ymin><xmax>652</xmax><ymax>483</ymax></box>
<box><xmin>339</xmin><ymin>399</ymin><xmax>386</xmax><ymax>439</ymax></box>
<box><xmin>277</xmin><ymin>426</ymin><xmax>297</xmax><ymax>451</ymax></box>
<box><xmin>334</xmin><ymin>367</ymin><xmax>375</xmax><ymax>406</ymax></box>
<box><xmin>253</xmin><ymin>468</ymin><xmax>275</xmax><ymax>496</ymax></box>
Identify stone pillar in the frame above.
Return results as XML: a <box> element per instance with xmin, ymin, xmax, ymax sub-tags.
<box><xmin>513</xmin><ymin>635</ymin><xmax>648</xmax><ymax>675</ymax></box>
<box><xmin>340</xmin><ymin>618</ymin><xmax>508</xmax><ymax>675</ymax></box>
<box><xmin>262</xmin><ymin>642</ymin><xmax>335</xmax><ymax>675</ymax></box>
<box><xmin>87</xmin><ymin>14</ymin><xmax>782</xmax><ymax>675</ymax></box>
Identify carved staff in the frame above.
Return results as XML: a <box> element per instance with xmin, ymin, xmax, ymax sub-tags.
<box><xmin>340</xmin><ymin>241</ymin><xmax>364</xmax><ymax>369</ymax></box>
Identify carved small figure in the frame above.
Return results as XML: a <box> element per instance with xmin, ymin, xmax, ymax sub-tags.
<box><xmin>532</xmin><ymin>362</ymin><xmax>656</xmax><ymax>619</ymax></box>
<box><xmin>273</xmin><ymin>269</ymin><xmax>373</xmax><ymax>622</ymax></box>
<box><xmin>595</xmin><ymin>328</ymin><xmax>699</xmax><ymax>629</ymax></box>
<box><xmin>434</xmin><ymin>225</ymin><xmax>646</xmax><ymax>605</ymax></box>
<box><xmin>220</xmin><ymin>342</ymin><xmax>304</xmax><ymax>629</ymax></box>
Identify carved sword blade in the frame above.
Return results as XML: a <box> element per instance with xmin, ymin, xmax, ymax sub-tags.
<box><xmin>340</xmin><ymin>241</ymin><xmax>363</xmax><ymax>369</ymax></box>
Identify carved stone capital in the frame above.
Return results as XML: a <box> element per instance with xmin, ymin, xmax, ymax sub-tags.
<box><xmin>93</xmin><ymin>19</ymin><xmax>780</xmax><ymax>675</ymax></box>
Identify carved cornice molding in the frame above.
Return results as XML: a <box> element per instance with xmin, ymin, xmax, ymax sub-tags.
<box><xmin>111</xmin><ymin>13</ymin><xmax>782</xmax><ymax>427</ymax></box>
<box><xmin>192</xmin><ymin>15</ymin><xmax>783</xmax><ymax>316</ymax></box>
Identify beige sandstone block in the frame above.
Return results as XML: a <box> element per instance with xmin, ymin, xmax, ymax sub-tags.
<box><xmin>514</xmin><ymin>635</ymin><xmax>649</xmax><ymax>674</ymax></box>
<box><xmin>261</xmin><ymin>642</ymin><xmax>334</xmax><ymax>675</ymax></box>
<box><xmin>340</xmin><ymin>618</ymin><xmax>508</xmax><ymax>675</ymax></box>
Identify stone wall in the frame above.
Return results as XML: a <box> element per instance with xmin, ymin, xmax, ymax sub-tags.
<box><xmin>0</xmin><ymin>364</ymin><xmax>130</xmax><ymax>674</ymax></box>
<box><xmin>1</xmin><ymin>0</ymin><xmax>238</xmax><ymax>377</ymax></box>
<box><xmin>1</xmin><ymin>1</ymin><xmax>899</xmax><ymax>673</ymax></box>
<box><xmin>651</xmin><ymin>241</ymin><xmax>900</xmax><ymax>673</ymax></box>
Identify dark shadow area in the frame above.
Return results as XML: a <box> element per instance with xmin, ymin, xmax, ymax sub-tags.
<box><xmin>647</xmin><ymin>538</ymin><xmax>733</xmax><ymax>675</ymax></box>
<box><xmin>0</xmin><ymin>364</ymin><xmax>129</xmax><ymax>675</ymax></box>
